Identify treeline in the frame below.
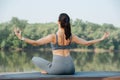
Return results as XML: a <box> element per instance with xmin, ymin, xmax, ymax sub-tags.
<box><xmin>0</xmin><ymin>17</ymin><xmax>120</xmax><ymax>50</ymax></box>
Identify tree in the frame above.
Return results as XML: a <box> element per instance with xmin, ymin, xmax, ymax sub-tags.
<box><xmin>10</xmin><ymin>17</ymin><xmax>28</xmax><ymax>29</ymax></box>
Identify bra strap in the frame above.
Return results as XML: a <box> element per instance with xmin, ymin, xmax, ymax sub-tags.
<box><xmin>69</xmin><ymin>35</ymin><xmax>72</xmax><ymax>45</ymax></box>
<box><xmin>56</xmin><ymin>34</ymin><xmax>58</xmax><ymax>44</ymax></box>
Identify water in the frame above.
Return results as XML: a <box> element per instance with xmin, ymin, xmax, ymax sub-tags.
<box><xmin>0</xmin><ymin>49</ymin><xmax>120</xmax><ymax>72</ymax></box>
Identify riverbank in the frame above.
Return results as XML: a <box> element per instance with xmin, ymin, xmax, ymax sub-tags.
<box><xmin>0</xmin><ymin>48</ymin><xmax>117</xmax><ymax>52</ymax></box>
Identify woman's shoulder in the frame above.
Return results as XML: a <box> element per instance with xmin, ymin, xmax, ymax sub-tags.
<box><xmin>71</xmin><ymin>34</ymin><xmax>77</xmax><ymax>38</ymax></box>
<box><xmin>48</xmin><ymin>33</ymin><xmax>56</xmax><ymax>43</ymax></box>
<box><xmin>46</xmin><ymin>33</ymin><xmax>56</xmax><ymax>39</ymax></box>
<box><xmin>71</xmin><ymin>34</ymin><xmax>79</xmax><ymax>42</ymax></box>
<box><xmin>47</xmin><ymin>33</ymin><xmax>55</xmax><ymax>36</ymax></box>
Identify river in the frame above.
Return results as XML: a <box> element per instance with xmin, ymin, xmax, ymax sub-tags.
<box><xmin>0</xmin><ymin>49</ymin><xmax>120</xmax><ymax>72</ymax></box>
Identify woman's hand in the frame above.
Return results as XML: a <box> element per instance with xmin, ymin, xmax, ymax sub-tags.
<box><xmin>100</xmin><ymin>32</ymin><xmax>110</xmax><ymax>41</ymax></box>
<box><xmin>14</xmin><ymin>27</ymin><xmax>22</xmax><ymax>40</ymax></box>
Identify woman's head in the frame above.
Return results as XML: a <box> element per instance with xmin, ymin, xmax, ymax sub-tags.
<box><xmin>58</xmin><ymin>13</ymin><xmax>71</xmax><ymax>40</ymax></box>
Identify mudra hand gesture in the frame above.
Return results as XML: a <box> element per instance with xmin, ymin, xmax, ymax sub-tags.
<box><xmin>14</xmin><ymin>27</ymin><xmax>23</xmax><ymax>40</ymax></box>
<box><xmin>100</xmin><ymin>32</ymin><xmax>110</xmax><ymax>40</ymax></box>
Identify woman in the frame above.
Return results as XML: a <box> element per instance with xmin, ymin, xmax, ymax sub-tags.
<box><xmin>14</xmin><ymin>13</ymin><xmax>109</xmax><ymax>75</ymax></box>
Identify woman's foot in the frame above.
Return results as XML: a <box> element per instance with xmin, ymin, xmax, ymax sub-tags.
<box><xmin>41</xmin><ymin>70</ymin><xmax>47</xmax><ymax>74</ymax></box>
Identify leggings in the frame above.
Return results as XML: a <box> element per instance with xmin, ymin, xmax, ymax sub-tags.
<box><xmin>32</xmin><ymin>55</ymin><xmax>75</xmax><ymax>75</ymax></box>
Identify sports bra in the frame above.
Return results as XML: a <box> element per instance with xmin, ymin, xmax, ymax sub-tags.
<box><xmin>51</xmin><ymin>34</ymin><xmax>71</xmax><ymax>50</ymax></box>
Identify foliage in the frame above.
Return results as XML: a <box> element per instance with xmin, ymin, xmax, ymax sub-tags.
<box><xmin>0</xmin><ymin>17</ymin><xmax>120</xmax><ymax>50</ymax></box>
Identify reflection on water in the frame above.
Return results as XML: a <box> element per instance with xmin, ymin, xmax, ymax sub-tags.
<box><xmin>0</xmin><ymin>50</ymin><xmax>120</xmax><ymax>72</ymax></box>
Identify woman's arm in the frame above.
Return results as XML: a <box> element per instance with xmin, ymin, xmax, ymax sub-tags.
<box><xmin>72</xmin><ymin>32</ymin><xmax>109</xmax><ymax>46</ymax></box>
<box><xmin>22</xmin><ymin>34</ymin><xmax>54</xmax><ymax>46</ymax></box>
<box><xmin>14</xmin><ymin>27</ymin><xmax>54</xmax><ymax>46</ymax></box>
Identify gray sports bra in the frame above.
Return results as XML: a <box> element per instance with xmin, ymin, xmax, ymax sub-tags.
<box><xmin>51</xmin><ymin>34</ymin><xmax>71</xmax><ymax>50</ymax></box>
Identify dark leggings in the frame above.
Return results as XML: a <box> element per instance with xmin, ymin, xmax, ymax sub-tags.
<box><xmin>32</xmin><ymin>55</ymin><xmax>75</xmax><ymax>75</ymax></box>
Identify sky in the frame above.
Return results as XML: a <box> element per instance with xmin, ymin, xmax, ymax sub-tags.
<box><xmin>0</xmin><ymin>0</ymin><xmax>120</xmax><ymax>27</ymax></box>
